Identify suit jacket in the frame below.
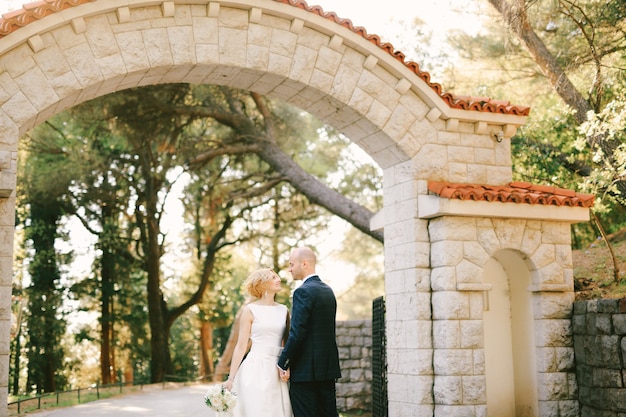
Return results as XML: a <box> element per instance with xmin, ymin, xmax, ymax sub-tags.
<box><xmin>277</xmin><ymin>275</ymin><xmax>341</xmax><ymax>382</ymax></box>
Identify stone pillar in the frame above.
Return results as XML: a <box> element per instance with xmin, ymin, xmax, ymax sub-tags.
<box><xmin>0</xmin><ymin>115</ymin><xmax>18</xmax><ymax>417</ymax></box>
<box><xmin>383</xmin><ymin>164</ymin><xmax>434</xmax><ymax>416</ymax></box>
<box><xmin>429</xmin><ymin>216</ymin><xmax>487</xmax><ymax>417</ymax></box>
<box><xmin>533</xmin><ymin>291</ymin><xmax>579</xmax><ymax>416</ymax></box>
<box><xmin>0</xmin><ymin>197</ymin><xmax>15</xmax><ymax>417</ymax></box>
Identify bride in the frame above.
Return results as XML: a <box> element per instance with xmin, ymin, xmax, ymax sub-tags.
<box><xmin>224</xmin><ymin>268</ymin><xmax>293</xmax><ymax>417</ymax></box>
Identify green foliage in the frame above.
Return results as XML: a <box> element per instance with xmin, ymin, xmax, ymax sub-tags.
<box><xmin>17</xmin><ymin>120</ymin><xmax>80</xmax><ymax>393</ymax></box>
<box><xmin>168</xmin><ymin>312</ymin><xmax>200</xmax><ymax>380</ymax></box>
<box><xmin>23</xmin><ymin>202</ymin><xmax>68</xmax><ymax>394</ymax></box>
<box><xmin>576</xmin><ymin>96</ymin><xmax>626</xmax><ymax>206</ymax></box>
<box><xmin>512</xmin><ymin>105</ymin><xmax>583</xmax><ymax>185</ymax></box>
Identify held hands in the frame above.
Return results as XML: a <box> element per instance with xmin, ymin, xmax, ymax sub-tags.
<box><xmin>278</xmin><ymin>367</ymin><xmax>290</xmax><ymax>382</ymax></box>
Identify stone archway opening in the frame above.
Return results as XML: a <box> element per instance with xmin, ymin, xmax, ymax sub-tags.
<box><xmin>484</xmin><ymin>250</ymin><xmax>538</xmax><ymax>417</ymax></box>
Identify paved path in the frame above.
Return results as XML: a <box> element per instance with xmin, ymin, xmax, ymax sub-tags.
<box><xmin>27</xmin><ymin>383</ymin><xmax>218</xmax><ymax>417</ymax></box>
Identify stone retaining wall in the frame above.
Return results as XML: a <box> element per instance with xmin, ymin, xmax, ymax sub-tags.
<box><xmin>572</xmin><ymin>299</ymin><xmax>626</xmax><ymax>416</ymax></box>
<box><xmin>336</xmin><ymin>320</ymin><xmax>372</xmax><ymax>412</ymax></box>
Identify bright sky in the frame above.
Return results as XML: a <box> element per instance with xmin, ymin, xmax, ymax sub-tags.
<box><xmin>311</xmin><ymin>0</ymin><xmax>483</xmax><ymax>38</ymax></box>
<box><xmin>0</xmin><ymin>0</ymin><xmax>20</xmax><ymax>14</ymax></box>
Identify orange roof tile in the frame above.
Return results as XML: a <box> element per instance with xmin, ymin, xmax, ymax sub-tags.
<box><xmin>428</xmin><ymin>181</ymin><xmax>595</xmax><ymax>208</ymax></box>
<box><xmin>0</xmin><ymin>0</ymin><xmax>531</xmax><ymax>116</ymax></box>
<box><xmin>0</xmin><ymin>0</ymin><xmax>96</xmax><ymax>34</ymax></box>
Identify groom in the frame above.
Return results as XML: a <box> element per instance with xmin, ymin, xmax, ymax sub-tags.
<box><xmin>278</xmin><ymin>246</ymin><xmax>341</xmax><ymax>417</ymax></box>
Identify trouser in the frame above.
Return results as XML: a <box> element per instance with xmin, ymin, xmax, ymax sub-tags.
<box><xmin>289</xmin><ymin>380</ymin><xmax>338</xmax><ymax>417</ymax></box>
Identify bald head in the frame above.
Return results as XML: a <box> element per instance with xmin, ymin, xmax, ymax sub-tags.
<box><xmin>288</xmin><ymin>246</ymin><xmax>317</xmax><ymax>281</ymax></box>
<box><xmin>293</xmin><ymin>247</ymin><xmax>316</xmax><ymax>263</ymax></box>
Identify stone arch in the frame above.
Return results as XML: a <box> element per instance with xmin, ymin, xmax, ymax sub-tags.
<box><xmin>0</xmin><ymin>1</ymin><xmax>588</xmax><ymax>417</ymax></box>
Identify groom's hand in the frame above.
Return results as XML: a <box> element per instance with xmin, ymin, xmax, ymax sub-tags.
<box><xmin>278</xmin><ymin>366</ymin><xmax>290</xmax><ymax>382</ymax></box>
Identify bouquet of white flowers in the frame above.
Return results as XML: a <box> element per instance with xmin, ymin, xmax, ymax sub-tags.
<box><xmin>204</xmin><ymin>384</ymin><xmax>237</xmax><ymax>414</ymax></box>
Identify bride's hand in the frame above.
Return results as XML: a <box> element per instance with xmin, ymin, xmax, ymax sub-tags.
<box><xmin>224</xmin><ymin>379</ymin><xmax>234</xmax><ymax>391</ymax></box>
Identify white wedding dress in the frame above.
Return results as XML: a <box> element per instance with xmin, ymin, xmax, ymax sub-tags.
<box><xmin>232</xmin><ymin>303</ymin><xmax>293</xmax><ymax>417</ymax></box>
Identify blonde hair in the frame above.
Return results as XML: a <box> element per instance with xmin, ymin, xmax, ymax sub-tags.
<box><xmin>244</xmin><ymin>268</ymin><xmax>278</xmax><ymax>299</ymax></box>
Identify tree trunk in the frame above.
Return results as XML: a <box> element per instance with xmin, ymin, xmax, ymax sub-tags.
<box><xmin>100</xmin><ymin>234</ymin><xmax>115</xmax><ymax>385</ymax></box>
<box><xmin>136</xmin><ymin>142</ymin><xmax>169</xmax><ymax>383</ymax></box>
<box><xmin>199</xmin><ymin>321</ymin><xmax>214</xmax><ymax>379</ymax></box>
<box><xmin>487</xmin><ymin>0</ymin><xmax>593</xmax><ymax>123</ymax></box>
<box><xmin>147</xmin><ymin>210</ymin><xmax>167</xmax><ymax>383</ymax></box>
<box><xmin>256</xmin><ymin>140</ymin><xmax>383</xmax><ymax>242</ymax></box>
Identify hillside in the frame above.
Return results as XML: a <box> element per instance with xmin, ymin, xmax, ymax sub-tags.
<box><xmin>573</xmin><ymin>238</ymin><xmax>626</xmax><ymax>300</ymax></box>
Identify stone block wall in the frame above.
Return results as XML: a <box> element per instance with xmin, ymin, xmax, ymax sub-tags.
<box><xmin>572</xmin><ymin>298</ymin><xmax>626</xmax><ymax>416</ymax></box>
<box><xmin>336</xmin><ymin>320</ymin><xmax>373</xmax><ymax>412</ymax></box>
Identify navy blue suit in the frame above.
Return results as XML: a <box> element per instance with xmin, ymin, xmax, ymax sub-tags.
<box><xmin>278</xmin><ymin>275</ymin><xmax>341</xmax><ymax>417</ymax></box>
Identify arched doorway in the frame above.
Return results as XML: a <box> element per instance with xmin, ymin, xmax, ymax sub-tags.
<box><xmin>484</xmin><ymin>250</ymin><xmax>538</xmax><ymax>416</ymax></box>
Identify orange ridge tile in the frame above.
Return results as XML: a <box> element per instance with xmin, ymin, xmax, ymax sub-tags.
<box><xmin>428</xmin><ymin>181</ymin><xmax>595</xmax><ymax>208</ymax></box>
<box><xmin>0</xmin><ymin>0</ymin><xmax>96</xmax><ymax>35</ymax></box>
<box><xmin>0</xmin><ymin>0</ymin><xmax>531</xmax><ymax>117</ymax></box>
